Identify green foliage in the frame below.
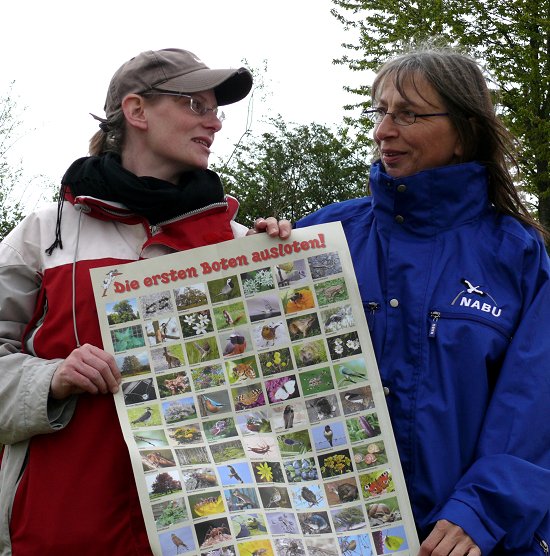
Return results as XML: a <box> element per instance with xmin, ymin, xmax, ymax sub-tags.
<box><xmin>0</xmin><ymin>85</ymin><xmax>26</xmax><ymax>241</ymax></box>
<box><xmin>0</xmin><ymin>83</ymin><xmax>57</xmax><ymax>241</ymax></box>
<box><xmin>214</xmin><ymin>116</ymin><xmax>370</xmax><ymax>226</ymax></box>
<box><xmin>331</xmin><ymin>0</ymin><xmax>550</xmax><ymax>230</ymax></box>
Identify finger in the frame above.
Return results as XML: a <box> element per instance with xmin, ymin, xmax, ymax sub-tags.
<box><xmin>64</xmin><ymin>344</ymin><xmax>121</xmax><ymax>394</ymax></box>
<box><xmin>79</xmin><ymin>348</ymin><xmax>121</xmax><ymax>393</ymax></box>
<box><xmin>50</xmin><ymin>364</ymin><xmax>99</xmax><ymax>399</ymax></box>
<box><xmin>450</xmin><ymin>537</ymin><xmax>481</xmax><ymax>556</ymax></box>
<box><xmin>77</xmin><ymin>354</ymin><xmax>120</xmax><ymax>394</ymax></box>
<box><xmin>263</xmin><ymin>217</ymin><xmax>282</xmax><ymax>237</ymax></box>
<box><xmin>277</xmin><ymin>219</ymin><xmax>292</xmax><ymax>239</ymax></box>
<box><xmin>83</xmin><ymin>359</ymin><xmax>120</xmax><ymax>394</ymax></box>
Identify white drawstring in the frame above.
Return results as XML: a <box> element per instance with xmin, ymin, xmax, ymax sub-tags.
<box><xmin>71</xmin><ymin>205</ymin><xmax>87</xmax><ymax>347</ymax></box>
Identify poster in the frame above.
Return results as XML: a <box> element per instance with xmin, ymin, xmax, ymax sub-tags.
<box><xmin>90</xmin><ymin>222</ymin><xmax>420</xmax><ymax>556</ymax></box>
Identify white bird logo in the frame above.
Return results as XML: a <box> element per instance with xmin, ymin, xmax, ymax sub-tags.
<box><xmin>451</xmin><ymin>278</ymin><xmax>498</xmax><ymax>305</ymax></box>
<box><xmin>461</xmin><ymin>278</ymin><xmax>485</xmax><ymax>296</ymax></box>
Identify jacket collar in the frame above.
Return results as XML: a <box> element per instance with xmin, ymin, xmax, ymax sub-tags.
<box><xmin>370</xmin><ymin>160</ymin><xmax>490</xmax><ymax>237</ymax></box>
<box><xmin>67</xmin><ymin>192</ymin><xmax>240</xmax><ymax>253</ymax></box>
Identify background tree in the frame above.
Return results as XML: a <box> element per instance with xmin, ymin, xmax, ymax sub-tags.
<box><xmin>0</xmin><ymin>83</ymin><xmax>57</xmax><ymax>241</ymax></box>
<box><xmin>0</xmin><ymin>85</ymin><xmax>26</xmax><ymax>241</ymax></box>
<box><xmin>215</xmin><ymin>116</ymin><xmax>371</xmax><ymax>226</ymax></box>
<box><xmin>331</xmin><ymin>0</ymin><xmax>550</xmax><ymax>230</ymax></box>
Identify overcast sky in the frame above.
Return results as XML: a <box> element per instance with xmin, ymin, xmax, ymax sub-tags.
<box><xmin>1</xmin><ymin>0</ymin><xmax>367</xmax><ymax>210</ymax></box>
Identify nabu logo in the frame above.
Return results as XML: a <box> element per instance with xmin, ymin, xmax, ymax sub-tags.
<box><xmin>451</xmin><ymin>278</ymin><xmax>502</xmax><ymax>317</ymax></box>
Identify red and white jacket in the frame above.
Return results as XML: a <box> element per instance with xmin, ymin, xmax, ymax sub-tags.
<box><xmin>0</xmin><ymin>193</ymin><xmax>246</xmax><ymax>555</ymax></box>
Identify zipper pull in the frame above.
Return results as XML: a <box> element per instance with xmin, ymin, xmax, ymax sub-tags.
<box><xmin>429</xmin><ymin>311</ymin><xmax>440</xmax><ymax>338</ymax></box>
<box><xmin>367</xmin><ymin>302</ymin><xmax>380</xmax><ymax>332</ymax></box>
<box><xmin>536</xmin><ymin>534</ymin><xmax>549</xmax><ymax>555</ymax></box>
<box><xmin>368</xmin><ymin>302</ymin><xmax>380</xmax><ymax>313</ymax></box>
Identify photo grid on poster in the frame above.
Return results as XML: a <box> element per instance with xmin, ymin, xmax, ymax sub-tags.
<box><xmin>91</xmin><ymin>223</ymin><xmax>419</xmax><ymax>556</ymax></box>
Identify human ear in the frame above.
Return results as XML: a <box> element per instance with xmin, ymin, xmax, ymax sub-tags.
<box><xmin>121</xmin><ymin>94</ymin><xmax>148</xmax><ymax>131</ymax></box>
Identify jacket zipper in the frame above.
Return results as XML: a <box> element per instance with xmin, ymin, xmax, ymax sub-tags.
<box><xmin>536</xmin><ymin>534</ymin><xmax>549</xmax><ymax>555</ymax></box>
<box><xmin>155</xmin><ymin>201</ymin><xmax>229</xmax><ymax>228</ymax></box>
<box><xmin>428</xmin><ymin>310</ymin><xmax>511</xmax><ymax>340</ymax></box>
<box><xmin>78</xmin><ymin>200</ymin><xmax>229</xmax><ymax>235</ymax></box>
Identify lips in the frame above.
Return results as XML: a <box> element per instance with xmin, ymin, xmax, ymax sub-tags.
<box><xmin>192</xmin><ymin>137</ymin><xmax>212</xmax><ymax>149</ymax></box>
<box><xmin>381</xmin><ymin>150</ymin><xmax>404</xmax><ymax>165</ymax></box>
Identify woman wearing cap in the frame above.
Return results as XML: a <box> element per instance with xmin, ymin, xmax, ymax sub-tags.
<box><xmin>0</xmin><ymin>48</ymin><xmax>289</xmax><ymax>555</ymax></box>
<box><xmin>298</xmin><ymin>47</ymin><xmax>550</xmax><ymax>555</ymax></box>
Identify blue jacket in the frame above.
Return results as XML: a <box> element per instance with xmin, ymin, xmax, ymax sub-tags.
<box><xmin>297</xmin><ymin>161</ymin><xmax>550</xmax><ymax>555</ymax></box>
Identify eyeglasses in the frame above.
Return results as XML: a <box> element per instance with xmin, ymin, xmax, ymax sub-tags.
<box><xmin>144</xmin><ymin>89</ymin><xmax>225</xmax><ymax>121</ymax></box>
<box><xmin>363</xmin><ymin>107</ymin><xmax>449</xmax><ymax>126</ymax></box>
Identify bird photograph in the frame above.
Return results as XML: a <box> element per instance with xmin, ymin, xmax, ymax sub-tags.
<box><xmin>253</xmin><ymin>320</ymin><xmax>289</xmax><ymax>350</ymax></box>
<box><xmin>266</xmin><ymin>487</ymin><xmax>283</xmax><ymax>508</ymax></box>
<box><xmin>312</xmin><ymin>421</ymin><xmax>346</xmax><ymax>451</ymax></box>
<box><xmin>298</xmin><ymin>485</ymin><xmax>323</xmax><ymax>508</ymax></box>
<box><xmin>270</xmin><ymin>399</ymin><xmax>307</xmax><ymax>431</ymax></box>
<box><xmin>246</xmin><ymin>294</ymin><xmax>281</xmax><ymax>322</ymax></box>
<box><xmin>170</xmin><ymin>532</ymin><xmax>189</xmax><ymax>554</ymax></box>
<box><xmin>218</xmin><ymin>277</ymin><xmax>234</xmax><ymax>297</ymax></box>
<box><xmin>128</xmin><ymin>405</ymin><xmax>161</xmax><ymax>429</ymax></box>
<box><xmin>227</xmin><ymin>464</ymin><xmax>244</xmax><ymax>483</ymax></box>
<box><xmin>275</xmin><ymin>260</ymin><xmax>307</xmax><ymax>287</ymax></box>
<box><xmin>221</xmin><ymin>462</ymin><xmax>252</xmax><ymax>485</ymax></box>
<box><xmin>186</xmin><ymin>337</ymin><xmax>219</xmax><ymax>364</ymax></box>
<box><xmin>261</xmin><ymin>322</ymin><xmax>280</xmax><ymax>346</ymax></box>
<box><xmin>283</xmin><ymin>405</ymin><xmax>294</xmax><ymax>429</ymax></box>
<box><xmin>341</xmin><ymin>386</ymin><xmax>375</xmax><ymax>414</ymax></box>
<box><xmin>324</xmin><ymin>425</ymin><xmax>334</xmax><ymax>447</ymax></box>
<box><xmin>198</xmin><ymin>392</ymin><xmax>230</xmax><ymax>416</ymax></box>
<box><xmin>208</xmin><ymin>275</ymin><xmax>241</xmax><ymax>301</ymax></box>
<box><xmin>131</xmin><ymin>406</ymin><xmax>153</xmax><ymax>426</ymax></box>
<box><xmin>307</xmin><ymin>394</ymin><xmax>340</xmax><ymax>422</ymax></box>
<box><xmin>335</xmin><ymin>362</ymin><xmax>368</xmax><ymax>386</ymax></box>
<box><xmin>322</xmin><ymin>304</ymin><xmax>355</xmax><ymax>333</ymax></box>
<box><xmin>222</xmin><ymin>330</ymin><xmax>248</xmax><ymax>357</ymax></box>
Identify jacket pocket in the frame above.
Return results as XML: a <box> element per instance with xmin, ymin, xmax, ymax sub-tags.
<box><xmin>428</xmin><ymin>309</ymin><xmax>511</xmax><ymax>340</ymax></box>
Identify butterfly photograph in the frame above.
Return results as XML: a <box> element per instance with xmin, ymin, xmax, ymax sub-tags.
<box><xmin>359</xmin><ymin>468</ymin><xmax>395</xmax><ymax>500</ymax></box>
<box><xmin>231</xmin><ymin>384</ymin><xmax>266</xmax><ymax>411</ymax></box>
<box><xmin>265</xmin><ymin>374</ymin><xmax>300</xmax><ymax>404</ymax></box>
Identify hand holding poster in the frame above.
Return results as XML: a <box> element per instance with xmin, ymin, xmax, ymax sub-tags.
<box><xmin>90</xmin><ymin>222</ymin><xmax>420</xmax><ymax>556</ymax></box>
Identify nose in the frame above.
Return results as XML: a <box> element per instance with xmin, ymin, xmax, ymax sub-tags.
<box><xmin>374</xmin><ymin>112</ymin><xmax>399</xmax><ymax>141</ymax></box>
<box><xmin>203</xmin><ymin>111</ymin><xmax>223</xmax><ymax>132</ymax></box>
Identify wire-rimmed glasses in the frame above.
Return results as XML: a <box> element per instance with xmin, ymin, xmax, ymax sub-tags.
<box><xmin>144</xmin><ymin>89</ymin><xmax>225</xmax><ymax>121</ymax></box>
<box><xmin>363</xmin><ymin>107</ymin><xmax>449</xmax><ymax>126</ymax></box>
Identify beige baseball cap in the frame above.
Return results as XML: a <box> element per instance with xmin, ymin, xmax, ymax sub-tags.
<box><xmin>104</xmin><ymin>48</ymin><xmax>253</xmax><ymax>118</ymax></box>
